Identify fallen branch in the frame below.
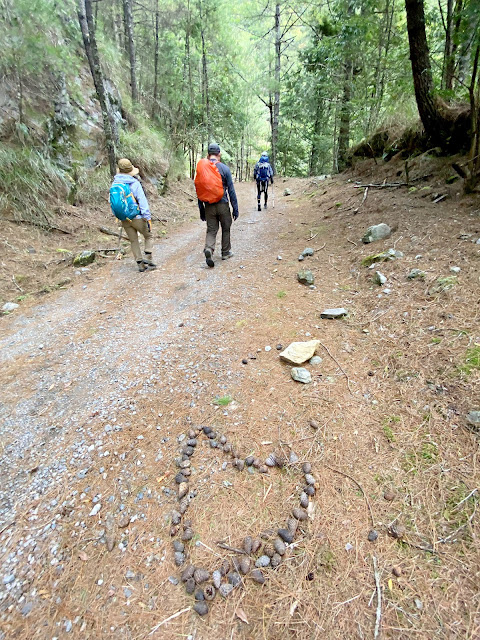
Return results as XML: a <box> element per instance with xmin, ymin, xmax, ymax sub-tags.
<box><xmin>353</xmin><ymin>174</ymin><xmax>432</xmax><ymax>189</ymax></box>
<box><xmin>373</xmin><ymin>555</ymin><xmax>382</xmax><ymax>639</ymax></box>
<box><xmin>324</xmin><ymin>464</ymin><xmax>374</xmax><ymax>527</ymax></box>
<box><xmin>216</xmin><ymin>541</ymin><xmax>246</xmax><ymax>554</ymax></box>
<box><xmin>5</xmin><ymin>218</ymin><xmax>72</xmax><ymax>234</ymax></box>
<box><xmin>12</xmin><ymin>275</ymin><xmax>23</xmax><ymax>293</ymax></box>
<box><xmin>317</xmin><ymin>340</ymin><xmax>355</xmax><ymax>396</ymax></box>
<box><xmin>99</xmin><ymin>226</ymin><xmax>128</xmax><ymax>240</ymax></box>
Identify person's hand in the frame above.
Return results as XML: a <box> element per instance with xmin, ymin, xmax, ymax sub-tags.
<box><xmin>270</xmin><ymin>178</ymin><xmax>274</xmax><ymax>184</ymax></box>
<box><xmin>146</xmin><ymin>220</ymin><xmax>152</xmax><ymax>232</ymax></box>
<box><xmin>200</xmin><ymin>210</ymin><xmax>206</xmax><ymax>222</ymax></box>
<box><xmin>233</xmin><ymin>211</ymin><xmax>239</xmax><ymax>221</ymax></box>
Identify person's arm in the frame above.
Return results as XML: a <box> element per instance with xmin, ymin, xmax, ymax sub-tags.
<box><xmin>269</xmin><ymin>164</ymin><xmax>274</xmax><ymax>183</ymax></box>
<box><xmin>223</xmin><ymin>166</ymin><xmax>239</xmax><ymax>220</ymax></box>
<box><xmin>253</xmin><ymin>162</ymin><xmax>258</xmax><ymax>180</ymax></box>
<box><xmin>131</xmin><ymin>180</ymin><xmax>151</xmax><ymax>220</ymax></box>
<box><xmin>198</xmin><ymin>199</ymin><xmax>206</xmax><ymax>221</ymax></box>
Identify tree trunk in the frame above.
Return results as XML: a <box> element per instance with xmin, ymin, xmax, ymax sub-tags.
<box><xmin>337</xmin><ymin>58</ymin><xmax>353</xmax><ymax>172</ymax></box>
<box><xmin>77</xmin><ymin>0</ymin><xmax>117</xmax><ymax>177</ymax></box>
<box><xmin>271</xmin><ymin>2</ymin><xmax>281</xmax><ymax>174</ymax></box>
<box><xmin>405</xmin><ymin>0</ymin><xmax>452</xmax><ymax>144</ymax></box>
<box><xmin>123</xmin><ymin>0</ymin><xmax>138</xmax><ymax>103</ymax></box>
<box><xmin>152</xmin><ymin>0</ymin><xmax>159</xmax><ymax>117</ymax></box>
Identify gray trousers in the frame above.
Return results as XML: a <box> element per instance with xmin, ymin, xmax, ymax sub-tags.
<box><xmin>204</xmin><ymin>201</ymin><xmax>232</xmax><ymax>256</ymax></box>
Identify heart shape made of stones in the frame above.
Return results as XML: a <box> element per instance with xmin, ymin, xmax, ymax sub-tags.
<box><xmin>169</xmin><ymin>425</ymin><xmax>316</xmax><ymax>616</ymax></box>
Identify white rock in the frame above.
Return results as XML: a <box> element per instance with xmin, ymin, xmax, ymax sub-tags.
<box><xmin>2</xmin><ymin>302</ymin><xmax>19</xmax><ymax>312</ymax></box>
<box><xmin>89</xmin><ymin>504</ymin><xmax>101</xmax><ymax>517</ymax></box>
<box><xmin>450</xmin><ymin>266</ymin><xmax>461</xmax><ymax>273</ymax></box>
<box><xmin>320</xmin><ymin>308</ymin><xmax>348</xmax><ymax>319</ymax></box>
<box><xmin>280</xmin><ymin>340</ymin><xmax>320</xmax><ymax>365</ymax></box>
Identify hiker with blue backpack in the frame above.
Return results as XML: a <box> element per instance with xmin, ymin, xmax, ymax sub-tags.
<box><xmin>253</xmin><ymin>152</ymin><xmax>274</xmax><ymax>212</ymax></box>
<box><xmin>109</xmin><ymin>158</ymin><xmax>156</xmax><ymax>272</ymax></box>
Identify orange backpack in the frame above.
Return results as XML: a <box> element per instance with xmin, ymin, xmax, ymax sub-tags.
<box><xmin>194</xmin><ymin>158</ymin><xmax>224</xmax><ymax>204</ymax></box>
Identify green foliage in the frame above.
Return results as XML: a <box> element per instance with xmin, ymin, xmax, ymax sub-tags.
<box><xmin>213</xmin><ymin>395</ymin><xmax>232</xmax><ymax>406</ymax></box>
<box><xmin>0</xmin><ymin>146</ymin><xmax>70</xmax><ymax>224</ymax></box>
<box><xmin>459</xmin><ymin>345</ymin><xmax>480</xmax><ymax>376</ymax></box>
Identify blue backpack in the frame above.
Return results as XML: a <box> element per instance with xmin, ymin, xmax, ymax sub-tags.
<box><xmin>109</xmin><ymin>183</ymin><xmax>140</xmax><ymax>221</ymax></box>
<box><xmin>257</xmin><ymin>162</ymin><xmax>270</xmax><ymax>181</ymax></box>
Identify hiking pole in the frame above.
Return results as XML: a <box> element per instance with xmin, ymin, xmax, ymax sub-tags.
<box><xmin>272</xmin><ymin>184</ymin><xmax>275</xmax><ymax>209</ymax></box>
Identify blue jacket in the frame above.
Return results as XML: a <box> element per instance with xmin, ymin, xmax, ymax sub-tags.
<box><xmin>197</xmin><ymin>159</ymin><xmax>239</xmax><ymax>218</ymax></box>
<box><xmin>112</xmin><ymin>173</ymin><xmax>151</xmax><ymax>221</ymax></box>
<box><xmin>254</xmin><ymin>155</ymin><xmax>274</xmax><ymax>182</ymax></box>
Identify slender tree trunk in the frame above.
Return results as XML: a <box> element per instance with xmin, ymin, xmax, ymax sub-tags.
<box><xmin>123</xmin><ymin>0</ymin><xmax>138</xmax><ymax>102</ymax></box>
<box><xmin>271</xmin><ymin>2</ymin><xmax>281</xmax><ymax>174</ymax></box>
<box><xmin>309</xmin><ymin>97</ymin><xmax>322</xmax><ymax>176</ymax></box>
<box><xmin>367</xmin><ymin>0</ymin><xmax>395</xmax><ymax>134</ymax></box>
<box><xmin>152</xmin><ymin>0</ymin><xmax>159</xmax><ymax>117</ymax></box>
<box><xmin>405</xmin><ymin>0</ymin><xmax>451</xmax><ymax>144</ymax></box>
<box><xmin>337</xmin><ymin>58</ymin><xmax>353</xmax><ymax>172</ymax></box>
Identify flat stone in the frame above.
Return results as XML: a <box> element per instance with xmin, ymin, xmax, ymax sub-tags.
<box><xmin>291</xmin><ymin>367</ymin><xmax>312</xmax><ymax>384</ymax></box>
<box><xmin>302</xmin><ymin>247</ymin><xmax>314</xmax><ymax>256</ymax></box>
<box><xmin>2</xmin><ymin>302</ymin><xmax>19</xmax><ymax>312</ymax></box>
<box><xmin>374</xmin><ymin>271</ymin><xmax>387</xmax><ymax>285</ymax></box>
<box><xmin>309</xmin><ymin>356</ymin><xmax>322</xmax><ymax>365</ymax></box>
<box><xmin>279</xmin><ymin>340</ymin><xmax>320</xmax><ymax>365</ymax></box>
<box><xmin>320</xmin><ymin>308</ymin><xmax>348</xmax><ymax>319</ymax></box>
<box><xmin>194</xmin><ymin>602</ymin><xmax>209</xmax><ymax>616</ymax></box>
<box><xmin>407</xmin><ymin>268</ymin><xmax>425</xmax><ymax>280</ymax></box>
<box><xmin>73</xmin><ymin>250</ymin><xmax>96</xmax><ymax>267</ymax></box>
<box><xmin>466</xmin><ymin>411</ymin><xmax>480</xmax><ymax>427</ymax></box>
<box><xmin>362</xmin><ymin>223</ymin><xmax>392</xmax><ymax>244</ymax></box>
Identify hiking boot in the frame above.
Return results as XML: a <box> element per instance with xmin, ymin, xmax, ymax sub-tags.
<box><xmin>143</xmin><ymin>254</ymin><xmax>156</xmax><ymax>268</ymax></box>
<box><xmin>257</xmin><ymin>204</ymin><xmax>261</xmax><ymax>212</ymax></box>
<box><xmin>222</xmin><ymin>251</ymin><xmax>234</xmax><ymax>260</ymax></box>
<box><xmin>204</xmin><ymin>249</ymin><xmax>214</xmax><ymax>268</ymax></box>
<box><xmin>137</xmin><ymin>260</ymin><xmax>147</xmax><ymax>272</ymax></box>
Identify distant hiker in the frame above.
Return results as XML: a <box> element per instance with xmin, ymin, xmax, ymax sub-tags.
<box><xmin>253</xmin><ymin>152</ymin><xmax>274</xmax><ymax>212</ymax></box>
<box><xmin>194</xmin><ymin>143</ymin><xmax>239</xmax><ymax>268</ymax></box>
<box><xmin>109</xmin><ymin>158</ymin><xmax>156</xmax><ymax>272</ymax></box>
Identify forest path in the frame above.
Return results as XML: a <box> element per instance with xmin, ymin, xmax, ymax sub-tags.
<box><xmin>0</xmin><ymin>175</ymin><xmax>479</xmax><ymax>640</ymax></box>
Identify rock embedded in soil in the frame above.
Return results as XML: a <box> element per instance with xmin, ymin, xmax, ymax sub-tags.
<box><xmin>291</xmin><ymin>367</ymin><xmax>312</xmax><ymax>384</ymax></box>
<box><xmin>320</xmin><ymin>307</ymin><xmax>348</xmax><ymax>319</ymax></box>
<box><xmin>279</xmin><ymin>340</ymin><xmax>321</xmax><ymax>365</ymax></box>
<box><xmin>183</xmin><ymin>446</ymin><xmax>194</xmax><ymax>457</ymax></box>
<box><xmin>466</xmin><ymin>410</ymin><xmax>480</xmax><ymax>428</ymax></box>
<box><xmin>203</xmin><ymin>426</ymin><xmax>212</xmax><ymax>435</ymax></box>
<box><xmin>194</xmin><ymin>569</ymin><xmax>209</xmax><ymax>584</ymax></box>
<box><xmin>362</xmin><ymin>223</ymin><xmax>392</xmax><ymax>244</ymax></box>
<box><xmin>392</xmin><ymin>566</ymin><xmax>402</xmax><ymax>577</ymax></box>
<box><xmin>292</xmin><ymin>507</ymin><xmax>308</xmax><ymax>521</ymax></box>
<box><xmin>407</xmin><ymin>268</ymin><xmax>425</xmax><ymax>280</ymax></box>
<box><xmin>2</xmin><ymin>302</ymin><xmax>19</xmax><ymax>312</ymax></box>
<box><xmin>186</xmin><ymin>439</ymin><xmax>197</xmax><ymax>447</ymax></box>
<box><xmin>250</xmin><ymin>569</ymin><xmax>266</xmax><ymax>584</ymax></box>
<box><xmin>242</xmin><ymin>358</ymin><xmax>248</xmax><ymax>364</ymax></box>
<box><xmin>179</xmin><ymin>460</ymin><xmax>191</xmax><ymax>469</ymax></box>
<box><xmin>194</xmin><ymin>602</ymin><xmax>209</xmax><ymax>616</ymax></box>
<box><xmin>302</xmin><ymin>247</ymin><xmax>314</xmax><ymax>256</ymax></box>
<box><xmin>309</xmin><ymin>419</ymin><xmax>320</xmax><ymax>430</ymax></box>
<box><xmin>368</xmin><ymin>530</ymin><xmax>378</xmax><ymax>542</ymax></box>
<box><xmin>374</xmin><ymin>271</ymin><xmax>387</xmax><ymax>285</ymax></box>
<box><xmin>278</xmin><ymin>529</ymin><xmax>294</xmax><ymax>544</ymax></box>
<box><xmin>309</xmin><ymin>355</ymin><xmax>322</xmax><ymax>365</ymax></box>
<box><xmin>383</xmin><ymin>490</ymin><xmax>396</xmax><ymax>501</ymax></box>
<box><xmin>297</xmin><ymin>270</ymin><xmax>315</xmax><ymax>286</ymax></box>
<box><xmin>73</xmin><ymin>250</ymin><xmax>96</xmax><ymax>266</ymax></box>
<box><xmin>175</xmin><ymin>473</ymin><xmax>187</xmax><ymax>484</ymax></box>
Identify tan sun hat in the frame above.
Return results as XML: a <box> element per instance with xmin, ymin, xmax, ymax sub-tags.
<box><xmin>117</xmin><ymin>158</ymin><xmax>139</xmax><ymax>176</ymax></box>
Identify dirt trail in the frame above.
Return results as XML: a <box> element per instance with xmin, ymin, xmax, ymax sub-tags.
<box><xmin>0</xmin><ymin>174</ymin><xmax>479</xmax><ymax>639</ymax></box>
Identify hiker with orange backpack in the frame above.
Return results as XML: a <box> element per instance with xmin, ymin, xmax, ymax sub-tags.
<box><xmin>194</xmin><ymin>143</ymin><xmax>239</xmax><ymax>268</ymax></box>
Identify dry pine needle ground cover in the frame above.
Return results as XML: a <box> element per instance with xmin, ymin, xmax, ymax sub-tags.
<box><xmin>0</xmin><ymin>156</ymin><xmax>479</xmax><ymax>639</ymax></box>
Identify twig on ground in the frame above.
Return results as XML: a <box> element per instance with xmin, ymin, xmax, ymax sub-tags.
<box><xmin>452</xmin><ymin>487</ymin><xmax>478</xmax><ymax>511</ymax></box>
<box><xmin>263</xmin><ymin>483</ymin><xmax>273</xmax><ymax>502</ymax></box>
<box><xmin>0</xmin><ymin>521</ymin><xmax>15</xmax><ymax>535</ymax></box>
<box><xmin>308</xmin><ymin>232</ymin><xmax>318</xmax><ymax>240</ymax></box>
<box><xmin>12</xmin><ymin>275</ymin><xmax>23</xmax><ymax>292</ymax></box>
<box><xmin>436</xmin><ymin>507</ymin><xmax>476</xmax><ymax>544</ymax></box>
<box><xmin>323</xmin><ymin>464</ymin><xmax>375</xmax><ymax>527</ymax></box>
<box><xmin>216</xmin><ymin>541</ymin><xmax>246</xmax><ymax>554</ymax></box>
<box><xmin>373</xmin><ymin>555</ymin><xmax>382</xmax><ymax>639</ymax></box>
<box><xmin>99</xmin><ymin>226</ymin><xmax>128</xmax><ymax>240</ymax></box>
<box><xmin>347</xmin><ymin>238</ymin><xmax>357</xmax><ymax>247</ymax></box>
<box><xmin>317</xmin><ymin>340</ymin><xmax>355</xmax><ymax>397</ymax></box>
<box><xmin>148</xmin><ymin>607</ymin><xmax>191</xmax><ymax>635</ymax></box>
<box><xmin>196</xmin><ymin>540</ymin><xmax>222</xmax><ymax>556</ymax></box>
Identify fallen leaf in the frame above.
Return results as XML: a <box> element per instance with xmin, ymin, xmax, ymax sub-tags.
<box><xmin>236</xmin><ymin>607</ymin><xmax>249</xmax><ymax>624</ymax></box>
<box><xmin>388</xmin><ymin>578</ymin><xmax>393</xmax><ymax>591</ymax></box>
<box><xmin>78</xmin><ymin>551</ymin><xmax>89</xmax><ymax>561</ymax></box>
<box><xmin>290</xmin><ymin>600</ymin><xmax>299</xmax><ymax>616</ymax></box>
